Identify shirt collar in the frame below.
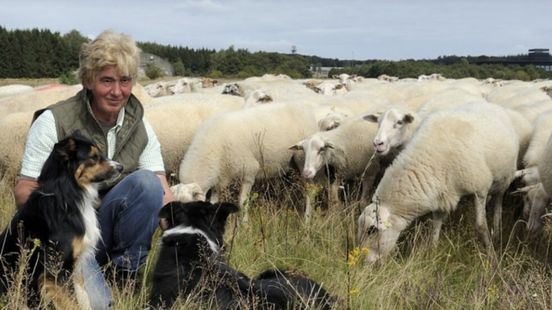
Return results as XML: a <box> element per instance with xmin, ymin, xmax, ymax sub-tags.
<box><xmin>84</xmin><ymin>90</ymin><xmax>125</xmax><ymax>129</ymax></box>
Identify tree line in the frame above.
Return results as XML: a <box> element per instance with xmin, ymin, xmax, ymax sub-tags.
<box><xmin>1</xmin><ymin>26</ymin><xmax>551</xmax><ymax>81</ymax></box>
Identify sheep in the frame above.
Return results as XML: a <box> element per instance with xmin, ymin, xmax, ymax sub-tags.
<box><xmin>222</xmin><ymin>78</ymin><xmax>320</xmax><ymax>102</ymax></box>
<box><xmin>0</xmin><ymin>84</ymin><xmax>33</xmax><ymax>99</ymax></box>
<box><xmin>527</xmin><ymin>134</ymin><xmax>552</xmax><ymax>234</ymax></box>
<box><xmin>201</xmin><ymin>77</ymin><xmax>219</xmax><ymax>88</ymax></box>
<box><xmin>243</xmin><ymin>89</ymin><xmax>273</xmax><ymax>108</ymax></box>
<box><xmin>357</xmin><ymin>103</ymin><xmax>519</xmax><ymax>262</ymax></box>
<box><xmin>512</xmin><ymin>100</ymin><xmax>552</xmax><ymax>123</ymax></box>
<box><xmin>311</xmin><ymin>81</ymin><xmax>348</xmax><ymax>96</ymax></box>
<box><xmin>174</xmin><ymin>103</ymin><xmax>319</xmax><ymax>216</ymax></box>
<box><xmin>169</xmin><ymin>77</ymin><xmax>202</xmax><ymax>94</ymax></box>
<box><xmin>538</xmin><ymin>135</ymin><xmax>552</xmax><ymax>197</ymax></box>
<box><xmin>316</xmin><ymin>108</ymin><xmax>352</xmax><ymax>131</ymax></box>
<box><xmin>0</xmin><ymin>84</ymin><xmax>82</xmax><ymax>116</ymax></box>
<box><xmin>144</xmin><ymin>81</ymin><xmax>172</xmax><ymax>97</ymax></box>
<box><xmin>0</xmin><ymin>112</ymin><xmax>33</xmax><ymax>183</ymax></box>
<box><xmin>289</xmin><ymin>113</ymin><xmax>381</xmax><ymax>215</ymax></box>
<box><xmin>377</xmin><ymin>74</ymin><xmax>398</xmax><ymax>82</ymax></box>
<box><xmin>417</xmin><ymin>73</ymin><xmax>445</xmax><ymax>81</ymax></box>
<box><xmin>145</xmin><ymin>93</ymin><xmax>244</xmax><ymax>174</ymax></box>
<box><xmin>363</xmin><ymin>108</ymin><xmax>420</xmax><ymax>157</ymax></box>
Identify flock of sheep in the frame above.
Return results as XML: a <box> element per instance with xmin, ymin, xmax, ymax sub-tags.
<box><xmin>2</xmin><ymin>72</ymin><xmax>552</xmax><ymax>263</ymax></box>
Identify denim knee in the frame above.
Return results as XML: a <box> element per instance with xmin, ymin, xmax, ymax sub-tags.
<box><xmin>96</xmin><ymin>170</ymin><xmax>164</xmax><ymax>269</ymax></box>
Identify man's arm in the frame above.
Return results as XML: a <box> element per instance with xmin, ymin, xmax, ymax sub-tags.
<box><xmin>14</xmin><ymin>178</ymin><xmax>39</xmax><ymax>210</ymax></box>
<box><xmin>156</xmin><ymin>173</ymin><xmax>176</xmax><ymax>206</ymax></box>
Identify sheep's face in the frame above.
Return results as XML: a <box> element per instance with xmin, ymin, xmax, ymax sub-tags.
<box><xmin>170</xmin><ymin>78</ymin><xmax>193</xmax><ymax>94</ymax></box>
<box><xmin>222</xmin><ymin>83</ymin><xmax>242</xmax><ymax>96</ymax></box>
<box><xmin>317</xmin><ymin>111</ymin><xmax>349</xmax><ymax>131</ymax></box>
<box><xmin>170</xmin><ymin>183</ymin><xmax>206</xmax><ymax>202</ymax></box>
<box><xmin>145</xmin><ymin>81</ymin><xmax>168</xmax><ymax>97</ymax></box>
<box><xmin>364</xmin><ymin>108</ymin><xmax>414</xmax><ymax>156</ymax></box>
<box><xmin>357</xmin><ymin>203</ymin><xmax>400</xmax><ymax>263</ymax></box>
<box><xmin>290</xmin><ymin>136</ymin><xmax>333</xmax><ymax>179</ymax></box>
<box><xmin>526</xmin><ymin>184</ymin><xmax>550</xmax><ymax>236</ymax></box>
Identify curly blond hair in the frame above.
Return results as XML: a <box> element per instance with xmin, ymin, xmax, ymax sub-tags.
<box><xmin>78</xmin><ymin>30</ymin><xmax>140</xmax><ymax>88</ymax></box>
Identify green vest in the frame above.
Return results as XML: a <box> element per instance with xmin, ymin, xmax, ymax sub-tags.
<box><xmin>33</xmin><ymin>89</ymin><xmax>148</xmax><ymax>191</ymax></box>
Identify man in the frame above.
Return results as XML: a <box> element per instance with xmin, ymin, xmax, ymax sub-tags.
<box><xmin>15</xmin><ymin>30</ymin><xmax>175</xmax><ymax>309</ymax></box>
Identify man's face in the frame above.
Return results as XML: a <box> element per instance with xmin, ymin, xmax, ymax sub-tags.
<box><xmin>88</xmin><ymin>65</ymin><xmax>133</xmax><ymax>117</ymax></box>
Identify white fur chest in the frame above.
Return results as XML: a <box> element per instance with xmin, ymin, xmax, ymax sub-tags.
<box><xmin>80</xmin><ymin>186</ymin><xmax>101</xmax><ymax>258</ymax></box>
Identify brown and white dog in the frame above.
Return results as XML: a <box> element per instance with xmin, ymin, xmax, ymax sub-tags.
<box><xmin>0</xmin><ymin>130</ymin><xmax>122</xmax><ymax>309</ymax></box>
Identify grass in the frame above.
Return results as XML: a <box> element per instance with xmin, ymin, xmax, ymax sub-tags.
<box><xmin>0</xmin><ymin>174</ymin><xmax>551</xmax><ymax>309</ymax></box>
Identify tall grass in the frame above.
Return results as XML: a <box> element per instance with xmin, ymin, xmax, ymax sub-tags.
<box><xmin>1</xmin><ymin>175</ymin><xmax>552</xmax><ymax>309</ymax></box>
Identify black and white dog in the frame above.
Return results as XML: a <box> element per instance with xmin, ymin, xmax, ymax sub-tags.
<box><xmin>149</xmin><ymin>200</ymin><xmax>336</xmax><ymax>309</ymax></box>
<box><xmin>0</xmin><ymin>131</ymin><xmax>122</xmax><ymax>309</ymax></box>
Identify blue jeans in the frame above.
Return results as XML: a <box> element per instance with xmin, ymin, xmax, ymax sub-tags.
<box><xmin>83</xmin><ymin>170</ymin><xmax>163</xmax><ymax>309</ymax></box>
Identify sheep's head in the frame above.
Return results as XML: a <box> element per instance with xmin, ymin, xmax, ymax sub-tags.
<box><xmin>170</xmin><ymin>183</ymin><xmax>206</xmax><ymax>202</ymax></box>
<box><xmin>364</xmin><ymin>108</ymin><xmax>415</xmax><ymax>156</ymax></box>
<box><xmin>222</xmin><ymin>83</ymin><xmax>243</xmax><ymax>96</ymax></box>
<box><xmin>317</xmin><ymin>110</ymin><xmax>350</xmax><ymax>131</ymax></box>
<box><xmin>357</xmin><ymin>202</ymin><xmax>401</xmax><ymax>263</ymax></box>
<box><xmin>289</xmin><ymin>136</ymin><xmax>334</xmax><ymax>179</ymax></box>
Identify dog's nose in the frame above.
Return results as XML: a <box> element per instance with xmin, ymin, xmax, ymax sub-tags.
<box><xmin>110</xmin><ymin>160</ymin><xmax>124</xmax><ymax>173</ymax></box>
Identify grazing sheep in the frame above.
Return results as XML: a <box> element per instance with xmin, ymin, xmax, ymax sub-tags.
<box><xmin>290</xmin><ymin>114</ymin><xmax>381</xmax><ymax>215</ymax></box>
<box><xmin>357</xmin><ymin>103</ymin><xmax>519</xmax><ymax>262</ymax></box>
<box><xmin>539</xmin><ymin>135</ymin><xmax>552</xmax><ymax>196</ymax></box>
<box><xmin>531</xmin><ymin>135</ymin><xmax>552</xmax><ymax>233</ymax></box>
<box><xmin>175</xmin><ymin>103</ymin><xmax>319</xmax><ymax>214</ymax></box>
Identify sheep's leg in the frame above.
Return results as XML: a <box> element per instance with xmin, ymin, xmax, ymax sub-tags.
<box><xmin>474</xmin><ymin>193</ymin><xmax>494</xmax><ymax>255</ymax></box>
<box><xmin>527</xmin><ymin>184</ymin><xmax>549</xmax><ymax>236</ymax></box>
<box><xmin>209</xmin><ymin>188</ymin><xmax>219</xmax><ymax>203</ymax></box>
<box><xmin>239</xmin><ymin>180</ymin><xmax>255</xmax><ymax>222</ymax></box>
<box><xmin>490</xmin><ymin>191</ymin><xmax>505</xmax><ymax>245</ymax></box>
<box><xmin>328</xmin><ymin>180</ymin><xmax>341</xmax><ymax>212</ymax></box>
<box><xmin>360</xmin><ymin>159</ymin><xmax>380</xmax><ymax>206</ymax></box>
<box><xmin>431</xmin><ymin>211</ymin><xmax>447</xmax><ymax>246</ymax></box>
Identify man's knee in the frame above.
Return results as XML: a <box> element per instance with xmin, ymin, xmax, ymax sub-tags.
<box><xmin>125</xmin><ymin>170</ymin><xmax>162</xmax><ymax>192</ymax></box>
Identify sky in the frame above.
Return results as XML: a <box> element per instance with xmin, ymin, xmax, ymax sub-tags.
<box><xmin>1</xmin><ymin>0</ymin><xmax>551</xmax><ymax>61</ymax></box>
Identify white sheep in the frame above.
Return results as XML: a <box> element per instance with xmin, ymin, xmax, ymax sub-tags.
<box><xmin>145</xmin><ymin>93</ymin><xmax>244</xmax><ymax>174</ymax></box>
<box><xmin>144</xmin><ymin>81</ymin><xmax>173</xmax><ymax>97</ymax></box>
<box><xmin>357</xmin><ymin>103</ymin><xmax>519</xmax><ymax>262</ymax></box>
<box><xmin>0</xmin><ymin>84</ymin><xmax>82</xmax><ymax>116</ymax></box>
<box><xmin>530</xmin><ymin>134</ymin><xmax>552</xmax><ymax>234</ymax></box>
<box><xmin>0</xmin><ymin>84</ymin><xmax>33</xmax><ymax>99</ymax></box>
<box><xmin>174</xmin><ymin>103</ymin><xmax>319</xmax><ymax>215</ymax></box>
<box><xmin>0</xmin><ymin>111</ymin><xmax>33</xmax><ymax>183</ymax></box>
<box><xmin>243</xmin><ymin>89</ymin><xmax>273</xmax><ymax>108</ymax></box>
<box><xmin>289</xmin><ymin>113</ymin><xmax>381</xmax><ymax>215</ymax></box>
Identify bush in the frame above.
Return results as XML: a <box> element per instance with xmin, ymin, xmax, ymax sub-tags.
<box><xmin>145</xmin><ymin>63</ymin><xmax>164</xmax><ymax>80</ymax></box>
<box><xmin>58</xmin><ymin>71</ymin><xmax>78</xmax><ymax>85</ymax></box>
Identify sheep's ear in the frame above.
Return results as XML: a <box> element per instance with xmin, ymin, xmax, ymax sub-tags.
<box><xmin>289</xmin><ymin>141</ymin><xmax>304</xmax><ymax>151</ymax></box>
<box><xmin>323</xmin><ymin>142</ymin><xmax>335</xmax><ymax>150</ymax></box>
<box><xmin>363</xmin><ymin>113</ymin><xmax>380</xmax><ymax>123</ymax></box>
<box><xmin>403</xmin><ymin>114</ymin><xmax>414</xmax><ymax>124</ymax></box>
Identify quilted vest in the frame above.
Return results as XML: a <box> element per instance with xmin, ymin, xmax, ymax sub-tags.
<box><xmin>33</xmin><ymin>89</ymin><xmax>148</xmax><ymax>192</ymax></box>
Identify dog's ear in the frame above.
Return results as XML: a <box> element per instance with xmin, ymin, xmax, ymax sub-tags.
<box><xmin>54</xmin><ymin>136</ymin><xmax>77</xmax><ymax>160</ymax></box>
<box><xmin>214</xmin><ymin>202</ymin><xmax>239</xmax><ymax>225</ymax></box>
